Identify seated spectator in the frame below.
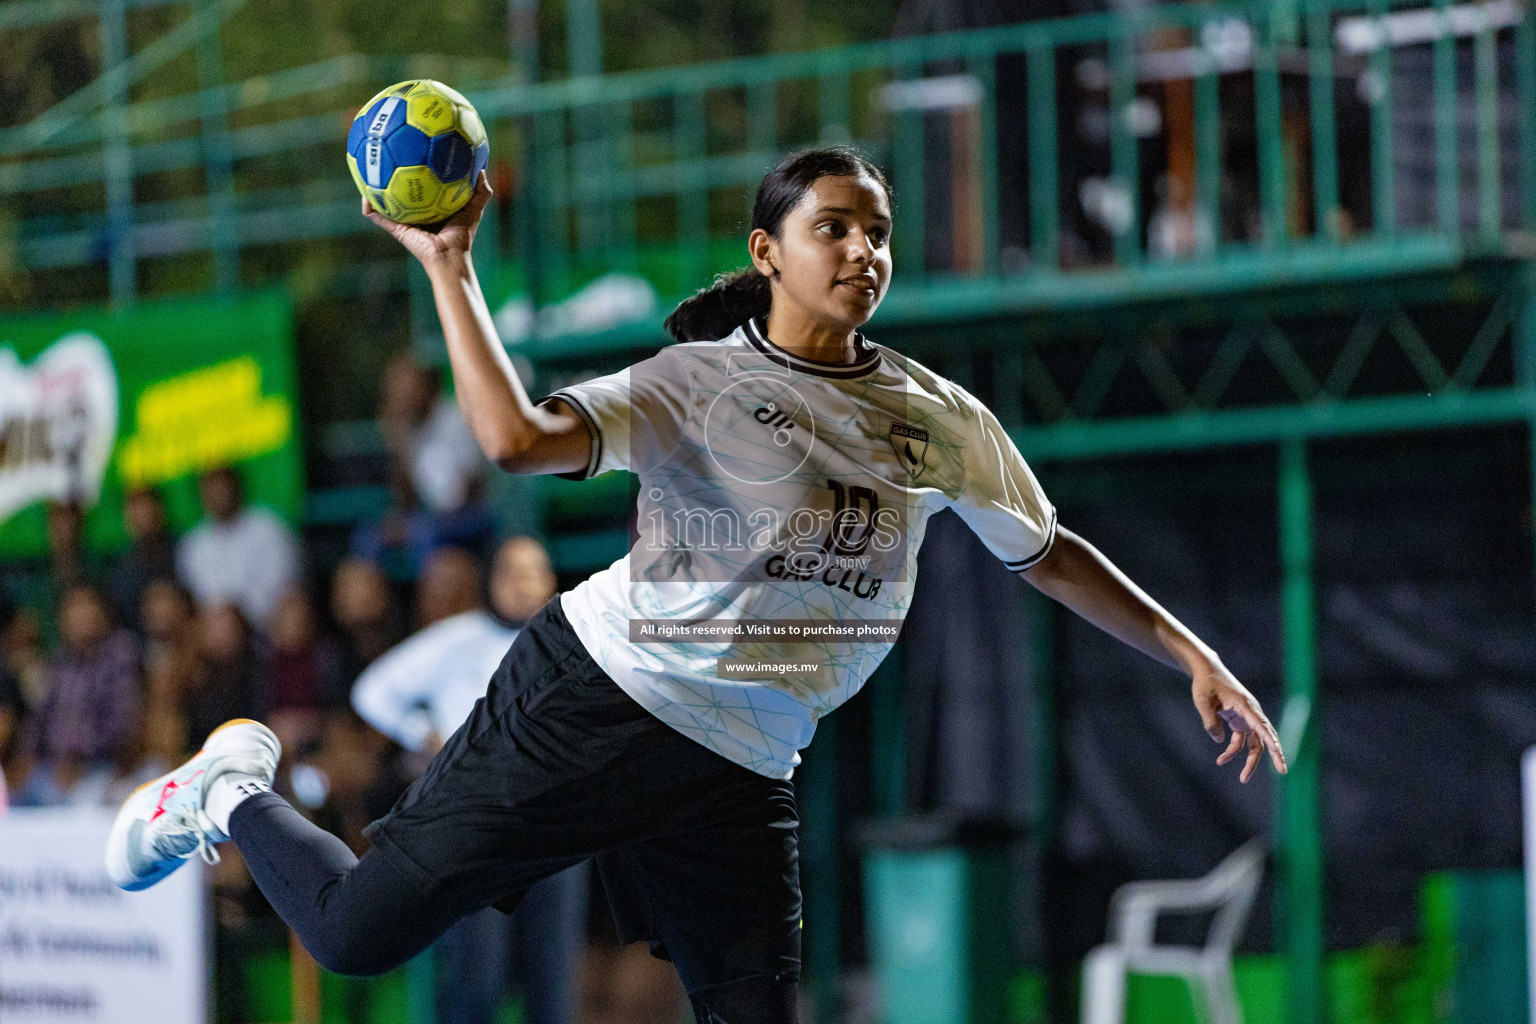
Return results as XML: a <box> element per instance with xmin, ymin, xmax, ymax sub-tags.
<box><xmin>182</xmin><ymin>602</ymin><xmax>265</xmax><ymax>756</ymax></box>
<box><xmin>2</xmin><ymin>603</ymin><xmax>47</xmax><ymax>713</ymax></box>
<box><xmin>142</xmin><ymin>579</ymin><xmax>199</xmax><ymax>679</ymax></box>
<box><xmin>347</xmin><ymin>545</ymin><xmax>478</xmax><ymax>781</ymax></box>
<box><xmin>266</xmin><ymin>586</ymin><xmax>349</xmax><ymax>757</ymax></box>
<box><xmin>46</xmin><ymin>500</ymin><xmax>91</xmax><ymax>590</ymax></box>
<box><xmin>0</xmin><ymin>600</ymin><xmax>24</xmax><ymax>778</ymax></box>
<box><xmin>270</xmin><ymin>587</ymin><xmax>350</xmax><ymax>710</ymax></box>
<box><xmin>0</xmin><ymin>667</ymin><xmax>21</xmax><ymax>763</ymax></box>
<box><xmin>330</xmin><ymin>557</ymin><xmax>404</xmax><ymax>682</ymax></box>
<box><xmin>413</xmin><ymin>545</ymin><xmax>483</xmax><ymax>630</ymax></box>
<box><xmin>140</xmin><ymin>578</ymin><xmax>200</xmax><ymax>765</ymax></box>
<box><xmin>288</xmin><ymin>709</ymin><xmax>404</xmax><ymax>853</ymax></box>
<box><xmin>108</xmin><ymin>487</ymin><xmax>177</xmax><ymax>631</ymax></box>
<box><xmin>13</xmin><ymin>583</ymin><xmax>140</xmax><ymax>805</ymax></box>
<box><xmin>176</xmin><ymin>466</ymin><xmax>301</xmax><ymax>633</ymax></box>
<box><xmin>18</xmin><ymin>501</ymin><xmax>102</xmax><ymax>650</ymax></box>
<box><xmin>353</xmin><ymin>539</ymin><xmax>554</xmax><ymax>754</ymax></box>
<box><xmin>352</xmin><ymin>352</ymin><xmax>492</xmax><ymax>578</ymax></box>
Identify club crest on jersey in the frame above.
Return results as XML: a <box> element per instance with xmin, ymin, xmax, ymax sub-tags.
<box><xmin>889</xmin><ymin>422</ymin><xmax>929</xmax><ymax>478</ymax></box>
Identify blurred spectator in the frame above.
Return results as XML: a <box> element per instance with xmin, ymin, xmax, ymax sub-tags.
<box><xmin>0</xmin><ymin>601</ymin><xmax>22</xmax><ymax>807</ymax></box>
<box><xmin>271</xmin><ymin>563</ymin><xmax>413</xmax><ymax>886</ymax></box>
<box><xmin>266</xmin><ymin>586</ymin><xmax>348</xmax><ymax>757</ymax></box>
<box><xmin>176</xmin><ymin>466</ymin><xmax>301</xmax><ymax>632</ymax></box>
<box><xmin>353</xmin><ymin>545</ymin><xmax>483</xmax><ymax>774</ymax></box>
<box><xmin>269</xmin><ymin>587</ymin><xmax>348</xmax><ymax>710</ymax></box>
<box><xmin>108</xmin><ymin>486</ymin><xmax>177</xmax><ymax>631</ymax></box>
<box><xmin>378</xmin><ymin>354</ymin><xmax>480</xmax><ymax>514</ymax></box>
<box><xmin>140</xmin><ymin>578</ymin><xmax>200</xmax><ymax>765</ymax></box>
<box><xmin>299</xmin><ymin>710</ymin><xmax>401</xmax><ymax>851</ymax></box>
<box><xmin>3</xmin><ymin>604</ymin><xmax>48</xmax><ymax>711</ymax></box>
<box><xmin>353</xmin><ymin>539</ymin><xmax>553</xmax><ymax>757</ymax></box>
<box><xmin>330</xmin><ymin>557</ymin><xmax>404</xmax><ymax>682</ymax></box>
<box><xmin>16</xmin><ymin>501</ymin><xmax>102</xmax><ymax>650</ymax></box>
<box><xmin>182</xmin><ymin>602</ymin><xmax>265</xmax><ymax>756</ymax></box>
<box><xmin>0</xmin><ymin>666</ymin><xmax>21</xmax><ymax>762</ymax></box>
<box><xmin>352</xmin><ymin>352</ymin><xmax>492</xmax><ymax>577</ymax></box>
<box><xmin>413</xmin><ymin>545</ymin><xmax>483</xmax><ymax>629</ymax></box>
<box><xmin>142</xmin><ymin>578</ymin><xmax>199</xmax><ymax>680</ymax></box>
<box><xmin>0</xmin><ymin>601</ymin><xmax>24</xmax><ymax>774</ymax></box>
<box><xmin>13</xmin><ymin>583</ymin><xmax>140</xmax><ymax>805</ymax></box>
<box><xmin>352</xmin><ymin>537</ymin><xmax>580</xmax><ymax>1024</ymax></box>
<box><xmin>46</xmin><ymin>500</ymin><xmax>90</xmax><ymax>589</ymax></box>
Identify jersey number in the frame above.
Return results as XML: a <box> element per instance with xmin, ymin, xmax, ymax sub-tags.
<box><xmin>823</xmin><ymin>479</ymin><xmax>878</xmax><ymax>558</ymax></box>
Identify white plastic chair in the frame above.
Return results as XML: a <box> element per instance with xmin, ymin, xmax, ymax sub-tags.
<box><xmin>1080</xmin><ymin>838</ymin><xmax>1267</xmax><ymax>1024</ymax></box>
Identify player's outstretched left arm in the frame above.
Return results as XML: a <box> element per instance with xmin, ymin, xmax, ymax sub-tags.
<box><xmin>1021</xmin><ymin>526</ymin><xmax>1287</xmax><ymax>784</ymax></box>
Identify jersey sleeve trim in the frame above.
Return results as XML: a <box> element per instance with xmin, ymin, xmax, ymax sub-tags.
<box><xmin>1004</xmin><ymin>506</ymin><xmax>1058</xmax><ymax>572</ymax></box>
<box><xmin>539</xmin><ymin>391</ymin><xmax>603</xmax><ymax>481</ymax></box>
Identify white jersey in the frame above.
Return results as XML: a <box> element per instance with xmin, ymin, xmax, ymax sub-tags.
<box><xmin>546</xmin><ymin>317</ymin><xmax>1055</xmax><ymax>779</ymax></box>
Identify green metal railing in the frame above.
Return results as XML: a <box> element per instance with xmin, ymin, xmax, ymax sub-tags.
<box><xmin>437</xmin><ymin>0</ymin><xmax>1536</xmax><ymax>314</ymax></box>
<box><xmin>1</xmin><ymin>0</ymin><xmax>1532</xmax><ymax>317</ymax></box>
<box><xmin>484</xmin><ymin>0</ymin><xmax>1533</xmax><ymax>310</ymax></box>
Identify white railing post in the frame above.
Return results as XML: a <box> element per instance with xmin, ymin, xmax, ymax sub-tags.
<box><xmin>1520</xmin><ymin>745</ymin><xmax>1536</xmax><ymax>1024</ymax></box>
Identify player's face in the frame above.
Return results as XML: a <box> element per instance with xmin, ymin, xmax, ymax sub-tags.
<box><xmin>766</xmin><ymin>173</ymin><xmax>892</xmax><ymax>330</ymax></box>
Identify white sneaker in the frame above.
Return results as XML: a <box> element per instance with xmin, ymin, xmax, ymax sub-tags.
<box><xmin>105</xmin><ymin>718</ymin><xmax>281</xmax><ymax>891</ymax></box>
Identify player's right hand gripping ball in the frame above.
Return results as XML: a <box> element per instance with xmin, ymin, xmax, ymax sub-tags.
<box><xmin>347</xmin><ymin>80</ymin><xmax>489</xmax><ymax>225</ymax></box>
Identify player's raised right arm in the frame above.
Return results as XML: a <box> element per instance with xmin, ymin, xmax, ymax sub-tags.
<box><xmin>363</xmin><ymin>172</ymin><xmax>592</xmax><ymax>476</ymax></box>
<box><xmin>423</xmin><ymin>249</ymin><xmax>590</xmax><ymax>474</ymax></box>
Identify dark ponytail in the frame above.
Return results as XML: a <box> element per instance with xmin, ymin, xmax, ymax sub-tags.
<box><xmin>664</xmin><ymin>145</ymin><xmax>891</xmax><ymax>342</ymax></box>
<box><xmin>664</xmin><ymin>268</ymin><xmax>772</xmax><ymax>343</ymax></box>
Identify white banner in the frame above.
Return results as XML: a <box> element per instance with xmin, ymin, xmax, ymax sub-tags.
<box><xmin>0</xmin><ymin>808</ymin><xmax>206</xmax><ymax>1024</ymax></box>
<box><xmin>0</xmin><ymin>333</ymin><xmax>119</xmax><ymax>520</ymax></box>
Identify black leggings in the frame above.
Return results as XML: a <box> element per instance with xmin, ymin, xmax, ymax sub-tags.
<box><xmin>230</xmin><ymin>792</ymin><xmax>797</xmax><ymax>1023</ymax></box>
<box><xmin>227</xmin><ymin>597</ymin><xmax>800</xmax><ymax>1024</ymax></box>
<box><xmin>230</xmin><ymin>792</ymin><xmax>463</xmax><ymax>976</ymax></box>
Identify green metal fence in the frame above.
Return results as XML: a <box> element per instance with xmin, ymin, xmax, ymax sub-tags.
<box><xmin>2</xmin><ymin>0</ymin><xmax>1533</xmax><ymax>318</ymax></box>
<box><xmin>478</xmin><ymin>0</ymin><xmax>1536</xmax><ymax>302</ymax></box>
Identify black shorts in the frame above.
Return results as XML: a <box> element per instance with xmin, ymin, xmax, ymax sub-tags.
<box><xmin>362</xmin><ymin>594</ymin><xmax>802</xmax><ymax>992</ymax></box>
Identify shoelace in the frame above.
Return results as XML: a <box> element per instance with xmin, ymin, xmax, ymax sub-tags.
<box><xmin>144</xmin><ymin>749</ymin><xmax>278</xmax><ymax>871</ymax></box>
<box><xmin>148</xmin><ymin>806</ymin><xmax>222</xmax><ymax>867</ymax></box>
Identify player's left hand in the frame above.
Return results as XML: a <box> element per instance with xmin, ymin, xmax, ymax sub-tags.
<box><xmin>1191</xmin><ymin>663</ymin><xmax>1286</xmax><ymax>783</ymax></box>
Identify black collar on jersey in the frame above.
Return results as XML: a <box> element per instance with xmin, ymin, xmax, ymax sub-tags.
<box><xmin>743</xmin><ymin>317</ymin><xmax>882</xmax><ymax>380</ymax></box>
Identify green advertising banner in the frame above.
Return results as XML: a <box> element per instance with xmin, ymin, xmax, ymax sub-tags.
<box><xmin>0</xmin><ymin>291</ymin><xmax>302</xmax><ymax>558</ymax></box>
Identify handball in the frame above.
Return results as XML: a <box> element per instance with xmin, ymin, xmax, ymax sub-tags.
<box><xmin>347</xmin><ymin>80</ymin><xmax>489</xmax><ymax>225</ymax></box>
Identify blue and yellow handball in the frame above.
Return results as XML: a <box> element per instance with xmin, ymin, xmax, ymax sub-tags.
<box><xmin>347</xmin><ymin>80</ymin><xmax>489</xmax><ymax>225</ymax></box>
